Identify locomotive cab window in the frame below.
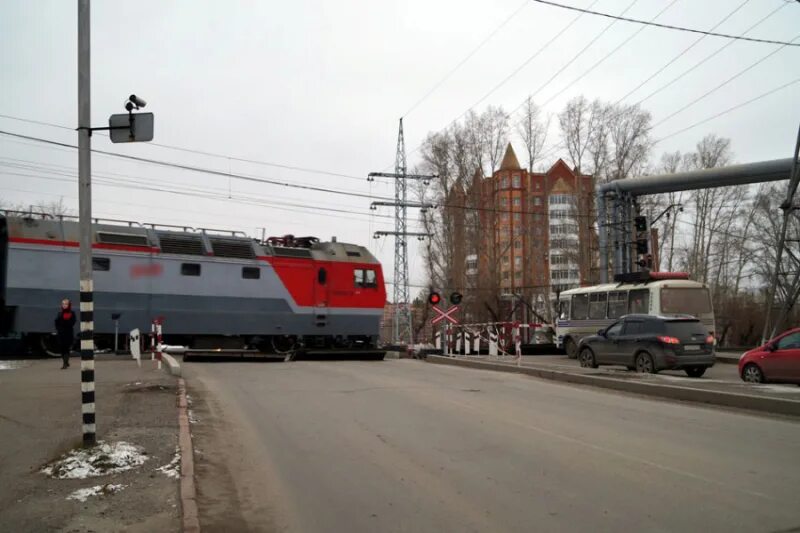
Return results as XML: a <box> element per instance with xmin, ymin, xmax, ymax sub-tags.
<box><xmin>242</xmin><ymin>267</ymin><xmax>260</xmax><ymax>279</ymax></box>
<box><xmin>181</xmin><ymin>263</ymin><xmax>201</xmax><ymax>276</ymax></box>
<box><xmin>92</xmin><ymin>257</ymin><xmax>110</xmax><ymax>271</ymax></box>
<box><xmin>318</xmin><ymin>267</ymin><xmax>327</xmax><ymax>285</ymax></box>
<box><xmin>354</xmin><ymin>268</ymin><xmax>378</xmax><ymax>288</ymax></box>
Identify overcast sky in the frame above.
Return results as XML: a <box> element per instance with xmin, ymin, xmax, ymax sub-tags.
<box><xmin>1</xmin><ymin>0</ymin><xmax>798</xmax><ymax>296</ymax></box>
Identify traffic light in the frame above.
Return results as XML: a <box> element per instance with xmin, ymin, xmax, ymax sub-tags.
<box><xmin>636</xmin><ymin>238</ymin><xmax>649</xmax><ymax>254</ymax></box>
<box><xmin>634</xmin><ymin>215</ymin><xmax>648</xmax><ymax>232</ymax></box>
<box><xmin>428</xmin><ymin>292</ymin><xmax>441</xmax><ymax>305</ymax></box>
<box><xmin>450</xmin><ymin>292</ymin><xmax>463</xmax><ymax>305</ymax></box>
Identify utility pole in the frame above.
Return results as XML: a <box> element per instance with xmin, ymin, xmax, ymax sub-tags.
<box><xmin>368</xmin><ymin>119</ymin><xmax>436</xmax><ymax>346</ymax></box>
<box><xmin>77</xmin><ymin>0</ymin><xmax>96</xmax><ymax>447</ymax></box>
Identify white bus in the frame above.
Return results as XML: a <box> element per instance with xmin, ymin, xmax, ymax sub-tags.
<box><xmin>555</xmin><ymin>272</ymin><xmax>715</xmax><ymax>358</ymax></box>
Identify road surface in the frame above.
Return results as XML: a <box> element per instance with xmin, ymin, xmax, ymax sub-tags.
<box><xmin>184</xmin><ymin>359</ymin><xmax>800</xmax><ymax>533</ymax></box>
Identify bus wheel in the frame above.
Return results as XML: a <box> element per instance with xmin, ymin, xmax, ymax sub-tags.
<box><xmin>565</xmin><ymin>338</ymin><xmax>578</xmax><ymax>359</ymax></box>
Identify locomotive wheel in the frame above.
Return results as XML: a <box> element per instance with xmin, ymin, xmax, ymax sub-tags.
<box><xmin>271</xmin><ymin>335</ymin><xmax>298</xmax><ymax>355</ymax></box>
<box><xmin>39</xmin><ymin>334</ymin><xmax>62</xmax><ymax>358</ymax></box>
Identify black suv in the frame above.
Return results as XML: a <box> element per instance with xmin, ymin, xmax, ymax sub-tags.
<box><xmin>577</xmin><ymin>314</ymin><xmax>715</xmax><ymax>377</ymax></box>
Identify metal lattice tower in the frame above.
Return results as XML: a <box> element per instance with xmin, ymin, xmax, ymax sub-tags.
<box><xmin>368</xmin><ymin>119</ymin><xmax>436</xmax><ymax>345</ymax></box>
<box><xmin>393</xmin><ymin>119</ymin><xmax>411</xmax><ymax>345</ymax></box>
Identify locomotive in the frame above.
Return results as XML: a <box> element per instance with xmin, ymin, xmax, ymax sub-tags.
<box><xmin>0</xmin><ymin>211</ymin><xmax>387</xmax><ymax>358</ymax></box>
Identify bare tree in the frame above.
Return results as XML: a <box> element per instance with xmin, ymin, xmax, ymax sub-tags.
<box><xmin>516</xmin><ymin>97</ymin><xmax>550</xmax><ymax>173</ymax></box>
<box><xmin>607</xmin><ymin>103</ymin><xmax>652</xmax><ymax>182</ymax></box>
<box><xmin>558</xmin><ymin>95</ymin><xmax>596</xmax><ymax>172</ymax></box>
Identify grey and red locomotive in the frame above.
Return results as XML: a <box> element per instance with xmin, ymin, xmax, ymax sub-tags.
<box><xmin>0</xmin><ymin>211</ymin><xmax>386</xmax><ymax>358</ymax></box>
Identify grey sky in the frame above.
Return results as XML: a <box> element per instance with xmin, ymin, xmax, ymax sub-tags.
<box><xmin>1</xmin><ymin>0</ymin><xmax>798</xmax><ymax>295</ymax></box>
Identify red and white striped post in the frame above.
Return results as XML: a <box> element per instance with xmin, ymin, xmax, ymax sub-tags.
<box><xmin>513</xmin><ymin>322</ymin><xmax>522</xmax><ymax>366</ymax></box>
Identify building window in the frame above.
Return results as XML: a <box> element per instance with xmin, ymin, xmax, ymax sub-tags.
<box><xmin>92</xmin><ymin>257</ymin><xmax>110</xmax><ymax>271</ymax></box>
<box><xmin>515</xmin><ymin>271</ymin><xmax>522</xmax><ymax>279</ymax></box>
<box><xmin>514</xmin><ymin>240</ymin><xmax>521</xmax><ymax>249</ymax></box>
<box><xmin>551</xmin><ymin>255</ymin><xmax>568</xmax><ymax>265</ymax></box>
<box><xmin>181</xmin><ymin>263</ymin><xmax>201</xmax><ymax>276</ymax></box>
<box><xmin>502</xmin><ymin>271</ymin><xmax>510</xmax><ymax>280</ymax></box>
<box><xmin>242</xmin><ymin>267</ymin><xmax>260</xmax><ymax>279</ymax></box>
<box><xmin>512</xmin><ymin>174</ymin><xmax>521</xmax><ymax>187</ymax></box>
<box><xmin>533</xmin><ymin>197</ymin><xmax>542</xmax><ymax>206</ymax></box>
<box><xmin>501</xmin><ymin>213</ymin><xmax>509</xmax><ymax>222</ymax></box>
<box><xmin>550</xmin><ymin>194</ymin><xmax>575</xmax><ymax>206</ymax></box>
<box><xmin>502</xmin><ymin>256</ymin><xmax>509</xmax><ymax>264</ymax></box>
<box><xmin>500</xmin><ymin>197</ymin><xmax>508</xmax><ymax>207</ymax></box>
<box><xmin>513</xmin><ymin>213</ymin><xmax>521</xmax><ymax>221</ymax></box>
<box><xmin>514</xmin><ymin>256</ymin><xmax>522</xmax><ymax>267</ymax></box>
<box><xmin>514</xmin><ymin>227</ymin><xmax>523</xmax><ymax>236</ymax></box>
<box><xmin>501</xmin><ymin>176</ymin><xmax>509</xmax><ymax>188</ymax></box>
<box><xmin>513</xmin><ymin>198</ymin><xmax>521</xmax><ymax>207</ymax></box>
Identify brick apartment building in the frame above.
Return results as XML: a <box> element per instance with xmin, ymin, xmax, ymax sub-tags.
<box><xmin>446</xmin><ymin>143</ymin><xmax>597</xmax><ymax>323</ymax></box>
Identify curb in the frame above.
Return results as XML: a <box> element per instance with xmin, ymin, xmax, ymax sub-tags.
<box><xmin>426</xmin><ymin>355</ymin><xmax>800</xmax><ymax>418</ymax></box>
<box><xmin>177</xmin><ymin>378</ymin><xmax>200</xmax><ymax>533</ymax></box>
<box><xmin>162</xmin><ymin>353</ymin><xmax>182</xmax><ymax>377</ymax></box>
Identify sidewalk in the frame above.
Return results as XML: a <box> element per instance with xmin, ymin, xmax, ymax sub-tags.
<box><xmin>0</xmin><ymin>357</ymin><xmax>180</xmax><ymax>533</ymax></box>
<box><xmin>427</xmin><ymin>355</ymin><xmax>800</xmax><ymax>417</ymax></box>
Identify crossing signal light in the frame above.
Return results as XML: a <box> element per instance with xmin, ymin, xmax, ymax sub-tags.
<box><xmin>634</xmin><ymin>215</ymin><xmax>648</xmax><ymax>232</ymax></box>
<box><xmin>450</xmin><ymin>292</ymin><xmax>463</xmax><ymax>305</ymax></box>
<box><xmin>428</xmin><ymin>292</ymin><xmax>441</xmax><ymax>305</ymax></box>
<box><xmin>636</xmin><ymin>238</ymin><xmax>649</xmax><ymax>254</ymax></box>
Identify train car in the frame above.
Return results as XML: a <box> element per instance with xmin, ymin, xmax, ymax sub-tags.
<box><xmin>0</xmin><ymin>210</ymin><xmax>386</xmax><ymax>358</ymax></box>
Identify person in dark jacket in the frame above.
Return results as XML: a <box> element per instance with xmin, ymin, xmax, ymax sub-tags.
<box><xmin>54</xmin><ymin>298</ymin><xmax>76</xmax><ymax>369</ymax></box>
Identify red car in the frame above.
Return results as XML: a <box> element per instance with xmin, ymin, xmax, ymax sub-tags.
<box><xmin>739</xmin><ymin>328</ymin><xmax>800</xmax><ymax>384</ymax></box>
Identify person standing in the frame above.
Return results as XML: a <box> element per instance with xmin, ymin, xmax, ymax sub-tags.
<box><xmin>54</xmin><ymin>298</ymin><xmax>76</xmax><ymax>369</ymax></box>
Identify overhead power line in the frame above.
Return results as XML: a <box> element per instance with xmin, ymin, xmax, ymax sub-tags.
<box><xmin>656</xmin><ymin>77</ymin><xmax>800</xmax><ymax>142</ymax></box>
<box><xmin>0</xmin><ymin>129</ymin><xmax>395</xmax><ymax>202</ymax></box>
<box><xmin>529</xmin><ymin>0</ymin><xmax>800</xmax><ymax>46</ymax></box>
<box><xmin>0</xmin><ymin>112</ymin><xmax>374</xmax><ymax>183</ymax></box>
<box><xmin>612</xmin><ymin>0</ymin><xmax>753</xmax><ymax>105</ymax></box>
<box><xmin>653</xmin><ymin>33</ymin><xmax>800</xmax><ymax>128</ymax></box>
<box><xmin>402</xmin><ymin>0</ymin><xmax>530</xmax><ymax>118</ymax></box>
<box><xmin>634</xmin><ymin>1</ymin><xmax>788</xmax><ymax>106</ymax></box>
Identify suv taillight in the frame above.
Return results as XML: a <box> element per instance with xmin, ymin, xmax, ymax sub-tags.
<box><xmin>657</xmin><ymin>336</ymin><xmax>680</xmax><ymax>345</ymax></box>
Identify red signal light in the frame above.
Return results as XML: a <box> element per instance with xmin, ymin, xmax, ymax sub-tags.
<box><xmin>428</xmin><ymin>292</ymin><xmax>441</xmax><ymax>305</ymax></box>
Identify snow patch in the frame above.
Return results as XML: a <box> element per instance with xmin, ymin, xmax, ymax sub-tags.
<box><xmin>188</xmin><ymin>409</ymin><xmax>199</xmax><ymax>424</ymax></box>
<box><xmin>42</xmin><ymin>441</ymin><xmax>148</xmax><ymax>479</ymax></box>
<box><xmin>157</xmin><ymin>449</ymin><xmax>181</xmax><ymax>479</ymax></box>
<box><xmin>66</xmin><ymin>483</ymin><xmax>126</xmax><ymax>502</ymax></box>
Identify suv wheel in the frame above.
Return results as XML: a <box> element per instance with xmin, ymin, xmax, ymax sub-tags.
<box><xmin>685</xmin><ymin>366</ymin><xmax>706</xmax><ymax>378</ymax></box>
<box><xmin>579</xmin><ymin>348</ymin><xmax>597</xmax><ymax>368</ymax></box>
<box><xmin>635</xmin><ymin>352</ymin><xmax>657</xmax><ymax>374</ymax></box>
<box><xmin>741</xmin><ymin>363</ymin><xmax>764</xmax><ymax>383</ymax></box>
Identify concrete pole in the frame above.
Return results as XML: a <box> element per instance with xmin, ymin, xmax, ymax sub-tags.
<box><xmin>78</xmin><ymin>0</ymin><xmax>96</xmax><ymax>447</ymax></box>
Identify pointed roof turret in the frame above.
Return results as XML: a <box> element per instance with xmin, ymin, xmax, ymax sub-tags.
<box><xmin>499</xmin><ymin>143</ymin><xmax>521</xmax><ymax>171</ymax></box>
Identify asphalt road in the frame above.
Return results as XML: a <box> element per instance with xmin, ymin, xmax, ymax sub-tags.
<box><xmin>184</xmin><ymin>359</ymin><xmax>800</xmax><ymax>533</ymax></box>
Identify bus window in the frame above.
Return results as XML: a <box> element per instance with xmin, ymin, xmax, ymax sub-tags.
<box><xmin>660</xmin><ymin>287</ymin><xmax>711</xmax><ymax>316</ymax></box>
<box><xmin>572</xmin><ymin>294</ymin><xmax>589</xmax><ymax>320</ymax></box>
<box><xmin>608</xmin><ymin>291</ymin><xmax>627</xmax><ymax>318</ymax></box>
<box><xmin>558</xmin><ymin>299</ymin><xmax>570</xmax><ymax>320</ymax></box>
<box><xmin>628</xmin><ymin>289</ymin><xmax>650</xmax><ymax>314</ymax></box>
<box><xmin>588</xmin><ymin>292</ymin><xmax>607</xmax><ymax>319</ymax></box>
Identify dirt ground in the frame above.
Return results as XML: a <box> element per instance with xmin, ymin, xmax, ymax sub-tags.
<box><xmin>0</xmin><ymin>356</ymin><xmax>180</xmax><ymax>533</ymax></box>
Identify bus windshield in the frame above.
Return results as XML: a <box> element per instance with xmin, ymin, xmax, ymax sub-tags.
<box><xmin>660</xmin><ymin>287</ymin><xmax>712</xmax><ymax>316</ymax></box>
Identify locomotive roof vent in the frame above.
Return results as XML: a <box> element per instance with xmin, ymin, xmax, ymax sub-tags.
<box><xmin>272</xmin><ymin>247</ymin><xmax>313</xmax><ymax>258</ymax></box>
<box><xmin>157</xmin><ymin>233</ymin><xmax>205</xmax><ymax>255</ymax></box>
<box><xmin>97</xmin><ymin>231</ymin><xmax>150</xmax><ymax>248</ymax></box>
<box><xmin>209</xmin><ymin>237</ymin><xmax>255</xmax><ymax>259</ymax></box>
